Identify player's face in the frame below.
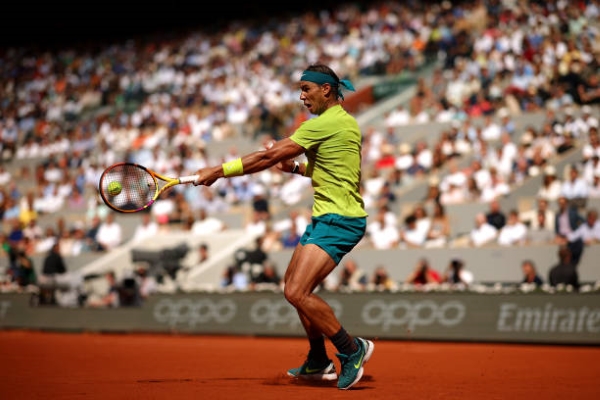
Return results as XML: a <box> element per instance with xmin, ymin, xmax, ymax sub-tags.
<box><xmin>299</xmin><ymin>81</ymin><xmax>327</xmax><ymax>115</ymax></box>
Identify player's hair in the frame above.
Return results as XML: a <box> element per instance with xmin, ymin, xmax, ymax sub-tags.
<box><xmin>305</xmin><ymin>64</ymin><xmax>341</xmax><ymax>99</ymax></box>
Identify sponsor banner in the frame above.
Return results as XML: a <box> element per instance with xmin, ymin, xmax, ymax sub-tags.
<box><xmin>1</xmin><ymin>292</ymin><xmax>599</xmax><ymax>344</ymax></box>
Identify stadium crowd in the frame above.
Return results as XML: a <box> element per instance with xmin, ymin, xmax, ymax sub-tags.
<box><xmin>1</xmin><ymin>0</ymin><xmax>600</xmax><ymax>305</ymax></box>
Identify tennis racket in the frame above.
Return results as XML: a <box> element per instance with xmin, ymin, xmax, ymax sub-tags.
<box><xmin>98</xmin><ymin>162</ymin><xmax>199</xmax><ymax>213</ymax></box>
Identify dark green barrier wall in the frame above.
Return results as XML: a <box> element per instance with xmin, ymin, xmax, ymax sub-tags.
<box><xmin>1</xmin><ymin>292</ymin><xmax>598</xmax><ymax>345</ymax></box>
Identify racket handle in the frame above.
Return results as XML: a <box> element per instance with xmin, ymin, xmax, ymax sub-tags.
<box><xmin>179</xmin><ymin>175</ymin><xmax>200</xmax><ymax>184</ymax></box>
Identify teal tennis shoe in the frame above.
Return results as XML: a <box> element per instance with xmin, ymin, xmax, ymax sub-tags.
<box><xmin>336</xmin><ymin>337</ymin><xmax>374</xmax><ymax>390</ymax></box>
<box><xmin>287</xmin><ymin>358</ymin><xmax>337</xmax><ymax>381</ymax></box>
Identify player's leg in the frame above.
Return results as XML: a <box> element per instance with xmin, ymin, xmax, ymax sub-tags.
<box><xmin>284</xmin><ymin>243</ymin><xmax>373</xmax><ymax>389</ymax></box>
<box><xmin>285</xmin><ymin>243</ymin><xmax>338</xmax><ymax>380</ymax></box>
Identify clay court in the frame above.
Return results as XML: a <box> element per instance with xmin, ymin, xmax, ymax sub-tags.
<box><xmin>1</xmin><ymin>330</ymin><xmax>598</xmax><ymax>400</ymax></box>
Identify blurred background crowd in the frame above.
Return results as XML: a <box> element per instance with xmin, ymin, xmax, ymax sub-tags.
<box><xmin>1</xmin><ymin>0</ymin><xmax>599</xmax><ymax>307</ymax></box>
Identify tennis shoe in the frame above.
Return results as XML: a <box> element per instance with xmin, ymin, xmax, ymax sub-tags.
<box><xmin>336</xmin><ymin>337</ymin><xmax>374</xmax><ymax>390</ymax></box>
<box><xmin>287</xmin><ymin>358</ymin><xmax>338</xmax><ymax>381</ymax></box>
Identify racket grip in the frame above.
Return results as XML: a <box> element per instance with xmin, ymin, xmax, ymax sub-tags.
<box><xmin>179</xmin><ymin>175</ymin><xmax>200</xmax><ymax>184</ymax></box>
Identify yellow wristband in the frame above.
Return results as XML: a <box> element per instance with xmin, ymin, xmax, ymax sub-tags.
<box><xmin>222</xmin><ymin>158</ymin><xmax>244</xmax><ymax>177</ymax></box>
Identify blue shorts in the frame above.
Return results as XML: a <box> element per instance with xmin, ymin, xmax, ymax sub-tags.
<box><xmin>300</xmin><ymin>214</ymin><xmax>367</xmax><ymax>264</ymax></box>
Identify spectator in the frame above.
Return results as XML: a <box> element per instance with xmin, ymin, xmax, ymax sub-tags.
<box><xmin>35</xmin><ymin>226</ymin><xmax>59</xmax><ymax>254</ymax></box>
<box><xmin>405</xmin><ymin>258</ymin><xmax>442</xmax><ymax>286</ymax></box>
<box><xmin>370</xmin><ymin>265</ymin><xmax>397</xmax><ymax>292</ymax></box>
<box><xmin>251</xmin><ymin>183</ymin><xmax>271</xmax><ymax>221</ymax></box>
<box><xmin>412</xmin><ymin>203</ymin><xmax>431</xmax><ymax>240</ymax></box>
<box><xmin>425</xmin><ymin>201</ymin><xmax>451</xmax><ymax>247</ymax></box>
<box><xmin>442</xmin><ymin>258</ymin><xmax>474</xmax><ymax>287</ymax></box>
<box><xmin>548</xmin><ymin>246</ymin><xmax>579</xmax><ymax>291</ymax></box>
<box><xmin>588</xmin><ymin>172</ymin><xmax>600</xmax><ymax>198</ymax></box>
<box><xmin>253</xmin><ymin>260</ymin><xmax>282</xmax><ymax>289</ymax></box>
<box><xmin>582</xmin><ymin>155</ymin><xmax>600</xmax><ymax>186</ymax></box>
<box><xmin>95</xmin><ymin>213</ymin><xmax>123</xmax><ymax>251</ymax></box>
<box><xmin>521</xmin><ymin>259</ymin><xmax>544</xmax><ymax>287</ymax></box>
<box><xmin>497</xmin><ymin>209</ymin><xmax>528</xmax><ymax>246</ymax></box>
<box><xmin>560</xmin><ymin>163</ymin><xmax>589</xmax><ymax>209</ymax></box>
<box><xmin>336</xmin><ymin>259</ymin><xmax>367</xmax><ymax>292</ymax></box>
<box><xmin>150</xmin><ymin>190</ymin><xmax>176</xmax><ymax>225</ymax></box>
<box><xmin>87</xmin><ymin>271</ymin><xmax>121</xmax><ymax>308</ymax></box>
<box><xmin>135</xmin><ymin>266</ymin><xmax>158</xmax><ymax>301</ymax></box>
<box><xmin>486</xmin><ymin>198</ymin><xmax>507</xmax><ymax>230</ymax></box>
<box><xmin>480</xmin><ymin>167</ymin><xmax>511</xmax><ymax>202</ymax></box>
<box><xmin>197</xmin><ymin>242</ymin><xmax>210</xmax><ymax>264</ymax></box>
<box><xmin>243</xmin><ymin>237</ymin><xmax>268</xmax><ymax>267</ymax></box>
<box><xmin>367</xmin><ymin>210</ymin><xmax>400</xmax><ymax>250</ymax></box>
<box><xmin>41</xmin><ymin>242</ymin><xmax>67</xmax><ymax>278</ymax></box>
<box><xmin>131</xmin><ymin>213</ymin><xmax>159</xmax><ymax>243</ymax></box>
<box><xmin>582</xmin><ymin>128</ymin><xmax>600</xmax><ymax>163</ymax></box>
<box><xmin>85</xmin><ymin>215</ymin><xmax>104</xmax><ymax>252</ymax></box>
<box><xmin>565</xmin><ymin>208</ymin><xmax>600</xmax><ymax>245</ymax></box>
<box><xmin>400</xmin><ymin>214</ymin><xmax>428</xmax><ymax>248</ymax></box>
<box><xmin>220</xmin><ymin>265</ymin><xmax>237</xmax><ymax>289</ymax></box>
<box><xmin>22</xmin><ymin>218</ymin><xmax>43</xmax><ymax>242</ymax></box>
<box><xmin>229</xmin><ymin>265</ymin><xmax>250</xmax><ymax>291</ymax></box>
<box><xmin>536</xmin><ymin>165</ymin><xmax>562</xmax><ymax>202</ymax></box>
<box><xmin>576</xmin><ymin>72</ymin><xmax>600</xmax><ymax>105</ymax></box>
<box><xmin>13</xmin><ymin>245</ymin><xmax>36</xmax><ymax>289</ymax></box>
<box><xmin>261</xmin><ymin>222</ymin><xmax>283</xmax><ymax>252</ymax></box>
<box><xmin>554</xmin><ymin>196</ymin><xmax>585</xmax><ymax>266</ymax></box>
<box><xmin>526</xmin><ymin>210</ymin><xmax>556</xmax><ymax>245</ymax></box>
<box><xmin>280</xmin><ymin>220</ymin><xmax>302</xmax><ymax>249</ymax></box>
<box><xmin>469</xmin><ymin>212</ymin><xmax>498</xmax><ymax>247</ymax></box>
<box><xmin>37</xmin><ymin>241</ymin><xmax>69</xmax><ymax>305</ymax></box>
<box><xmin>191</xmin><ymin>208</ymin><xmax>227</xmax><ymax>235</ymax></box>
<box><xmin>244</xmin><ymin>209</ymin><xmax>267</xmax><ymax>238</ymax></box>
<box><xmin>520</xmin><ymin>197</ymin><xmax>555</xmax><ymax>231</ymax></box>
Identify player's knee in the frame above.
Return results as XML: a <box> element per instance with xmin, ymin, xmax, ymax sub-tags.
<box><xmin>283</xmin><ymin>284</ymin><xmax>306</xmax><ymax>308</ymax></box>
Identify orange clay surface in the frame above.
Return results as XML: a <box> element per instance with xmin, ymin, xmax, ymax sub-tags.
<box><xmin>1</xmin><ymin>330</ymin><xmax>598</xmax><ymax>400</ymax></box>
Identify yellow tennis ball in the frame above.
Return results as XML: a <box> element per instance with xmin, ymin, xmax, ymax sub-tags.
<box><xmin>107</xmin><ymin>181</ymin><xmax>122</xmax><ymax>196</ymax></box>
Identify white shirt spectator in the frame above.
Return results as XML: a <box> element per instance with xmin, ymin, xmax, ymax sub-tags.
<box><xmin>537</xmin><ymin>170</ymin><xmax>562</xmax><ymax>202</ymax></box>
<box><xmin>472</xmin><ymin>167</ymin><xmax>492</xmax><ymax>192</ymax></box>
<box><xmin>40</xmin><ymin>187</ymin><xmax>65</xmax><ymax>214</ymax></box>
<box><xmin>588</xmin><ymin>175</ymin><xmax>600</xmax><ymax>198</ymax></box>
<box><xmin>560</xmin><ymin>175</ymin><xmax>589</xmax><ymax>200</ymax></box>
<box><xmin>480</xmin><ymin>117</ymin><xmax>502</xmax><ymax>141</ymax></box>
<box><xmin>440</xmin><ymin>184</ymin><xmax>468</xmax><ymax>205</ymax></box>
<box><xmin>582</xmin><ymin>156</ymin><xmax>600</xmax><ymax>184</ymax></box>
<box><xmin>151</xmin><ymin>195</ymin><xmax>176</xmax><ymax>224</ymax></box>
<box><xmin>566</xmin><ymin>211</ymin><xmax>600</xmax><ymax>244</ymax></box>
<box><xmin>367</xmin><ymin>218</ymin><xmax>400</xmax><ymax>250</ymax></box>
<box><xmin>440</xmin><ymin>166</ymin><xmax>468</xmax><ymax>193</ymax></box>
<box><xmin>469</xmin><ymin>213</ymin><xmax>498</xmax><ymax>247</ymax></box>
<box><xmin>497</xmin><ymin>213</ymin><xmax>528</xmax><ymax>246</ymax></box>
<box><xmin>96</xmin><ymin>215</ymin><xmax>123</xmax><ymax>251</ymax></box>
<box><xmin>131</xmin><ymin>214</ymin><xmax>160</xmax><ymax>243</ymax></box>
<box><xmin>191</xmin><ymin>214</ymin><xmax>226</xmax><ymax>235</ymax></box>
<box><xmin>244</xmin><ymin>212</ymin><xmax>267</xmax><ymax>237</ymax></box>
<box><xmin>385</xmin><ymin>105</ymin><xmax>411</xmax><ymax>127</ymax></box>
<box><xmin>394</xmin><ymin>147</ymin><xmax>414</xmax><ymax>171</ymax></box>
<box><xmin>0</xmin><ymin>166</ymin><xmax>11</xmax><ymax>186</ymax></box>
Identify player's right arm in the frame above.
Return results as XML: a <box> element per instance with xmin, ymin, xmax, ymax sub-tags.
<box><xmin>193</xmin><ymin>137</ymin><xmax>305</xmax><ymax>186</ymax></box>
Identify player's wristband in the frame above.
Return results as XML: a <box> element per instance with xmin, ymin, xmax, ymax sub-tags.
<box><xmin>292</xmin><ymin>161</ymin><xmax>300</xmax><ymax>174</ymax></box>
<box><xmin>222</xmin><ymin>158</ymin><xmax>244</xmax><ymax>177</ymax></box>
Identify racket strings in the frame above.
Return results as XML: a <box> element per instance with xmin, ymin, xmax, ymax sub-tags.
<box><xmin>101</xmin><ymin>164</ymin><xmax>157</xmax><ymax>212</ymax></box>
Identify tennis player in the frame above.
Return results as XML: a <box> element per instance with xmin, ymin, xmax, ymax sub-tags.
<box><xmin>193</xmin><ymin>64</ymin><xmax>373</xmax><ymax>390</ymax></box>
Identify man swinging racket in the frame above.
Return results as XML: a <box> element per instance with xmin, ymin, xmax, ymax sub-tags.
<box><xmin>193</xmin><ymin>64</ymin><xmax>374</xmax><ymax>390</ymax></box>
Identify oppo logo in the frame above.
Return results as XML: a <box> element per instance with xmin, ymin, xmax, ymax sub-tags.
<box><xmin>362</xmin><ymin>299</ymin><xmax>466</xmax><ymax>331</ymax></box>
<box><xmin>153</xmin><ymin>298</ymin><xmax>237</xmax><ymax>327</ymax></box>
<box><xmin>249</xmin><ymin>298</ymin><xmax>343</xmax><ymax>329</ymax></box>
